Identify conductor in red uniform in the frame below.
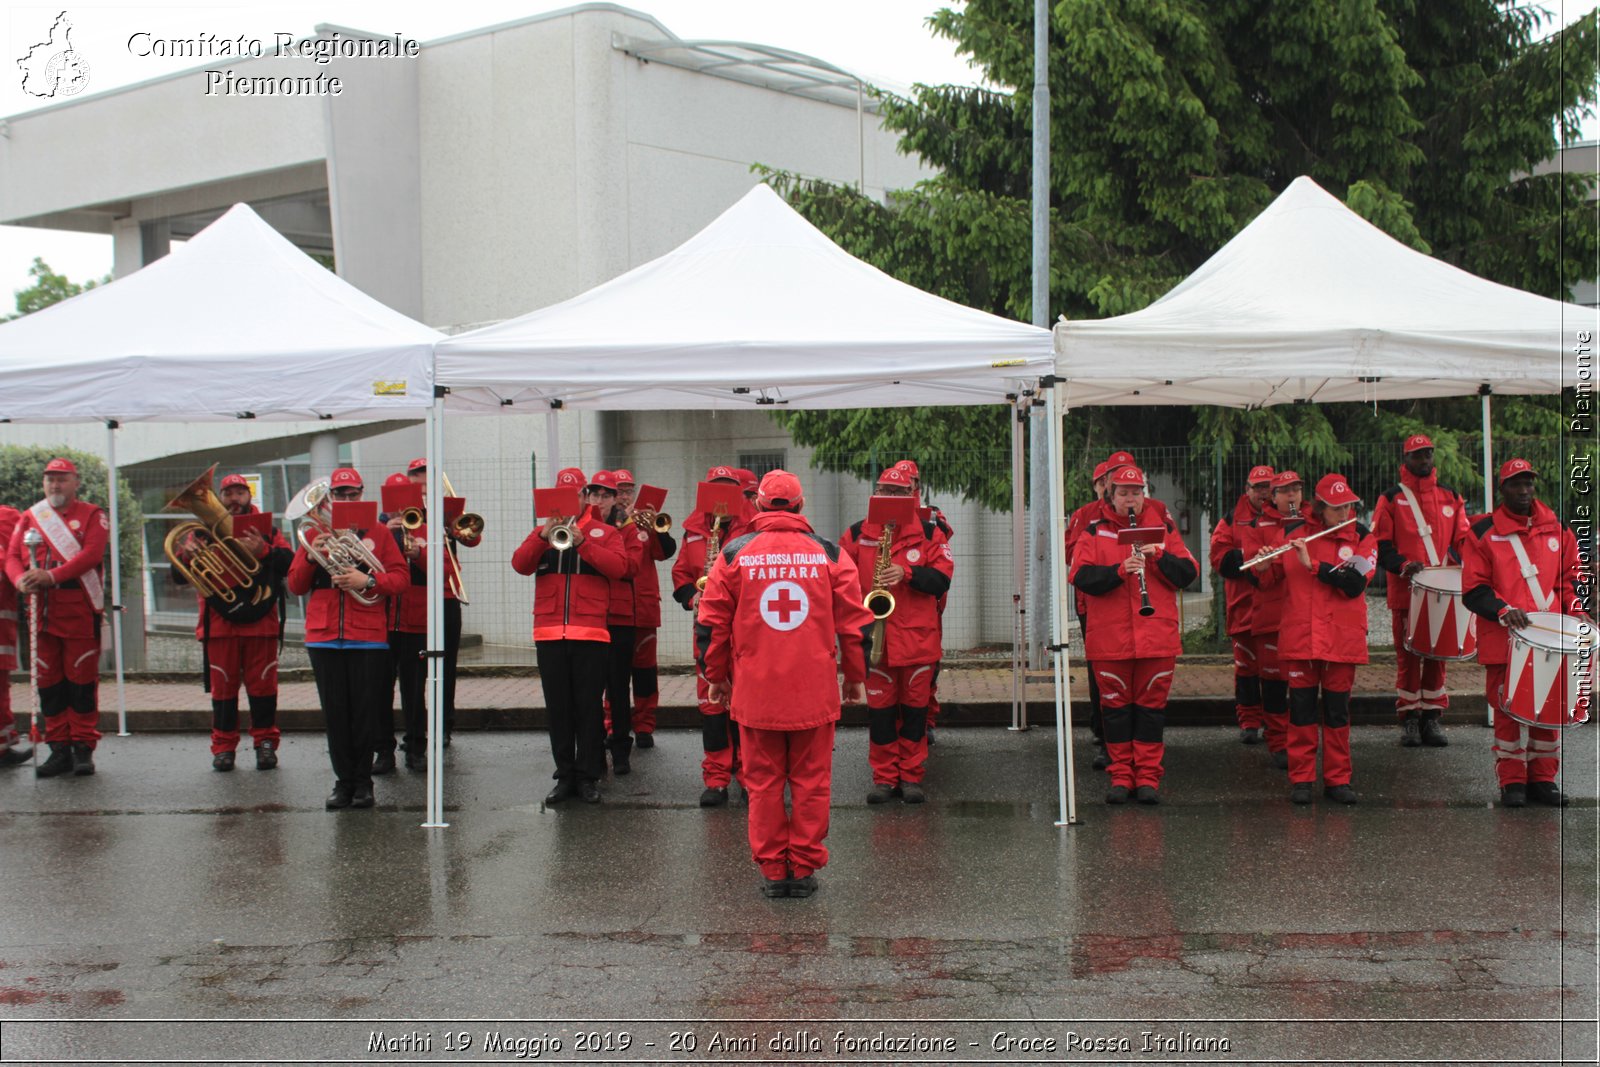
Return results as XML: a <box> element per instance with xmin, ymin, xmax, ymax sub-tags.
<box><xmin>5</xmin><ymin>458</ymin><xmax>109</xmax><ymax>778</ymax></box>
<box><xmin>696</xmin><ymin>470</ymin><xmax>874</xmax><ymax>899</ymax></box>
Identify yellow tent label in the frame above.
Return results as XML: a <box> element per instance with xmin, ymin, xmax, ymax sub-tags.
<box><xmin>372</xmin><ymin>380</ymin><xmax>408</xmax><ymax>397</ymax></box>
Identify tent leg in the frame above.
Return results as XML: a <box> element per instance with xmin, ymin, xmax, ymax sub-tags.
<box><xmin>1010</xmin><ymin>392</ymin><xmax>1029</xmax><ymax>731</ymax></box>
<box><xmin>545</xmin><ymin>410</ymin><xmax>561</xmax><ymax>473</ymax></box>
<box><xmin>106</xmin><ymin>421</ymin><xmax>129</xmax><ymax>737</ymax></box>
<box><xmin>423</xmin><ymin>398</ymin><xmax>449</xmax><ymax>829</ymax></box>
<box><xmin>1481</xmin><ymin>390</ymin><xmax>1494</xmax><ymax>728</ymax></box>
<box><xmin>1047</xmin><ymin>382</ymin><xmax>1078</xmax><ymax>826</ymax></box>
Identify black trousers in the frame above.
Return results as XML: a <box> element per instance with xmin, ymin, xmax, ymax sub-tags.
<box><xmin>443</xmin><ymin>598</ymin><xmax>462</xmax><ymax>735</ymax></box>
<box><xmin>307</xmin><ymin>647</ymin><xmax>390</xmax><ymax>787</ymax></box>
<box><xmin>604</xmin><ymin>624</ymin><xmax>635</xmax><ymax>752</ymax></box>
<box><xmin>381</xmin><ymin>630</ymin><xmax>428</xmax><ymax>754</ymax></box>
<box><xmin>537</xmin><ymin>639</ymin><xmax>608</xmax><ymax>784</ymax></box>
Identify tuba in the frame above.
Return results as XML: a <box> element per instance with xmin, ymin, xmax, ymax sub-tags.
<box><xmin>862</xmin><ymin>522</ymin><xmax>898</xmax><ymax>666</ymax></box>
<box><xmin>285</xmin><ymin>478</ymin><xmax>386</xmax><ymax>605</ymax></box>
<box><xmin>162</xmin><ymin>466</ymin><xmax>263</xmax><ymax>605</ymax></box>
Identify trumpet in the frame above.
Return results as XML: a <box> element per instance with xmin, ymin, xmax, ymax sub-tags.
<box><xmin>632</xmin><ymin>510</ymin><xmax>672</xmax><ymax>534</ymax></box>
<box><xmin>547</xmin><ymin>516</ymin><xmax>579</xmax><ymax>552</ymax></box>
<box><xmin>1241</xmin><ymin>517</ymin><xmax>1359</xmax><ymax>569</ymax></box>
<box><xmin>863</xmin><ymin>521</ymin><xmax>898</xmax><ymax>666</ymax></box>
<box><xmin>285</xmin><ymin>478</ymin><xmax>387</xmax><ymax>605</ymax></box>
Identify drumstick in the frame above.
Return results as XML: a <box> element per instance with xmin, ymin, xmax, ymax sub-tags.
<box><xmin>1519</xmin><ymin>620</ymin><xmax>1599</xmax><ymax>645</ymax></box>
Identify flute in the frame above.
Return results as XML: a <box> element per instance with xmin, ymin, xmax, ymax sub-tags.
<box><xmin>1241</xmin><ymin>517</ymin><xmax>1359</xmax><ymax>569</ymax></box>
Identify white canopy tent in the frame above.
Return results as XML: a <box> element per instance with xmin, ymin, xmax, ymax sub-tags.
<box><xmin>1045</xmin><ymin>176</ymin><xmax>1596</xmax><ymax>823</ymax></box>
<box><xmin>0</xmin><ymin>203</ymin><xmax>438</xmax><ymax>744</ymax></box>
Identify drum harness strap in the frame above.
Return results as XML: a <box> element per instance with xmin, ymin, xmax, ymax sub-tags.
<box><xmin>1504</xmin><ymin>532</ymin><xmax>1555</xmax><ymax>612</ymax></box>
<box><xmin>1397</xmin><ymin>485</ymin><xmax>1442</xmax><ymax>568</ymax></box>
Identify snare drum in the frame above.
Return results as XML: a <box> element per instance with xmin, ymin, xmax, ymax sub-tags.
<box><xmin>1403</xmin><ymin>566</ymin><xmax>1478</xmax><ymax>661</ymax></box>
<box><xmin>1500</xmin><ymin>611</ymin><xmax>1595</xmax><ymax>729</ymax></box>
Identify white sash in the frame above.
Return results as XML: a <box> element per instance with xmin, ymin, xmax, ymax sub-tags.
<box><xmin>1503</xmin><ymin>531</ymin><xmax>1554</xmax><ymax>611</ymax></box>
<box><xmin>29</xmin><ymin>501</ymin><xmax>104</xmax><ymax>613</ymax></box>
<box><xmin>1397</xmin><ymin>485</ymin><xmax>1442</xmax><ymax>568</ymax></box>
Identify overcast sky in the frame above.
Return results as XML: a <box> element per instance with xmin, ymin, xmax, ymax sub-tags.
<box><xmin>2</xmin><ymin>0</ymin><xmax>1595</xmax><ymax>303</ymax></box>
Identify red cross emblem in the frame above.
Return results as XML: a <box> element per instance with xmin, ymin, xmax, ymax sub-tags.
<box><xmin>759</xmin><ymin>581</ymin><xmax>809</xmax><ymax>631</ymax></box>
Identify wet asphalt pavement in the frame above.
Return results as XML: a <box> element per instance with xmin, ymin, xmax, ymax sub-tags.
<box><xmin>0</xmin><ymin>721</ymin><xmax>1595</xmax><ymax>1065</ymax></box>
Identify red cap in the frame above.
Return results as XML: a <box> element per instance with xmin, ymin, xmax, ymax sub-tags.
<box><xmin>1247</xmin><ymin>464</ymin><xmax>1275</xmax><ymax>485</ymax></box>
<box><xmin>1403</xmin><ymin>434</ymin><xmax>1434</xmax><ymax>454</ymax></box>
<box><xmin>1109</xmin><ymin>465</ymin><xmax>1146</xmax><ymax>488</ymax></box>
<box><xmin>733</xmin><ymin>468</ymin><xmax>758</xmax><ymax>492</ymax></box>
<box><xmin>589</xmin><ymin>470</ymin><xmax>621</xmax><ymax>491</ymax></box>
<box><xmin>877</xmin><ymin>466</ymin><xmax>915</xmax><ymax>489</ymax></box>
<box><xmin>1315</xmin><ymin>474</ymin><xmax>1360</xmax><ymax>506</ymax></box>
<box><xmin>383</xmin><ymin>473</ymin><xmax>411</xmax><ymax>488</ymax></box>
<box><xmin>43</xmin><ymin>457</ymin><xmax>77</xmax><ymax>475</ymax></box>
<box><xmin>555</xmin><ymin>467</ymin><xmax>586</xmax><ymax>489</ymax></box>
<box><xmin>706</xmin><ymin>464</ymin><xmax>739</xmax><ymax>483</ymax></box>
<box><xmin>894</xmin><ymin>459</ymin><xmax>920</xmax><ymax>479</ymax></box>
<box><xmin>219</xmin><ymin>473</ymin><xmax>249</xmax><ymax>490</ymax></box>
<box><xmin>612</xmin><ymin>468</ymin><xmax>635</xmax><ymax>486</ymax></box>
<box><xmin>1091</xmin><ymin>460</ymin><xmax>1113</xmax><ymax>482</ymax></box>
<box><xmin>757</xmin><ymin>469</ymin><xmax>804</xmax><ymax>508</ymax></box>
<box><xmin>406</xmin><ymin>457</ymin><xmax>427</xmax><ymax>473</ymax></box>
<box><xmin>329</xmin><ymin>467</ymin><xmax>363</xmax><ymax>488</ymax></box>
<box><xmin>1498</xmin><ymin>457</ymin><xmax>1537</xmax><ymax>484</ymax></box>
<box><xmin>1105</xmin><ymin>450</ymin><xmax>1136</xmax><ymax>467</ymax></box>
<box><xmin>1271</xmin><ymin>470</ymin><xmax>1303</xmax><ymax>489</ymax></box>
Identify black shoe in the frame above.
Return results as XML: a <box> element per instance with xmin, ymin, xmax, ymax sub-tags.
<box><xmin>325</xmin><ymin>784</ymin><xmax>354</xmax><ymax>810</ymax></box>
<box><xmin>700</xmin><ymin>786</ymin><xmax>729</xmax><ymax>807</ymax></box>
<box><xmin>35</xmin><ymin>744</ymin><xmax>72</xmax><ymax>778</ymax></box>
<box><xmin>212</xmin><ymin>750</ymin><xmax>236</xmax><ymax>772</ymax></box>
<box><xmin>371</xmin><ymin>750</ymin><xmax>397</xmax><ymax>775</ymax></box>
<box><xmin>1324</xmin><ymin>784</ymin><xmax>1358</xmax><ymax>805</ymax></box>
<box><xmin>925</xmin><ymin>728</ymin><xmax>936</xmax><ymax>748</ymax></box>
<box><xmin>1135</xmin><ymin>785</ymin><xmax>1160</xmax><ymax>805</ymax></box>
<box><xmin>1419</xmin><ymin>716</ymin><xmax>1448</xmax><ymax>747</ymax></box>
<box><xmin>611</xmin><ymin>751</ymin><xmax>631</xmax><ymax>776</ymax></box>
<box><xmin>1240</xmin><ymin>727</ymin><xmax>1264</xmax><ymax>745</ymax></box>
<box><xmin>1290</xmin><ymin>782</ymin><xmax>1313</xmax><ymax>805</ymax></box>
<box><xmin>1271</xmin><ymin>749</ymin><xmax>1289</xmax><ymax>770</ymax></box>
<box><xmin>1092</xmin><ymin>747</ymin><xmax>1110</xmax><ymax>771</ymax></box>
<box><xmin>0</xmin><ymin>744</ymin><xmax>33</xmax><ymax>768</ymax></box>
<box><xmin>545</xmin><ymin>779</ymin><xmax>577</xmax><ymax>805</ymax></box>
<box><xmin>786</xmin><ymin>874</ymin><xmax>818</xmax><ymax>898</ymax></box>
<box><xmin>1527</xmin><ymin>781</ymin><xmax>1569</xmax><ymax>807</ymax></box>
<box><xmin>900</xmin><ymin>782</ymin><xmax>926</xmax><ymax>804</ymax></box>
<box><xmin>1106</xmin><ymin>785</ymin><xmax>1130</xmax><ymax>805</ymax></box>
<box><xmin>404</xmin><ymin>750</ymin><xmax>426</xmax><ymax>772</ymax></box>
<box><xmin>350</xmin><ymin>783</ymin><xmax>375</xmax><ymax>808</ymax></box>
<box><xmin>761</xmin><ymin>878</ymin><xmax>789</xmax><ymax>899</ymax></box>
<box><xmin>578</xmin><ymin>780</ymin><xmax>601</xmax><ymax>803</ymax></box>
<box><xmin>443</xmin><ymin>732</ymin><xmax>452</xmax><ymax>749</ymax></box>
<box><xmin>254</xmin><ymin>744</ymin><xmax>278</xmax><ymax>771</ymax></box>
<box><xmin>866</xmin><ymin>783</ymin><xmax>897</xmax><ymax>805</ymax></box>
<box><xmin>635</xmin><ymin>732</ymin><xmax>655</xmax><ymax>750</ymax></box>
<box><xmin>1500</xmin><ymin>784</ymin><xmax>1527</xmax><ymax>808</ymax></box>
<box><xmin>1399</xmin><ymin>715</ymin><xmax>1422</xmax><ymax>747</ymax></box>
<box><xmin>70</xmin><ymin>743</ymin><xmax>95</xmax><ymax>776</ymax></box>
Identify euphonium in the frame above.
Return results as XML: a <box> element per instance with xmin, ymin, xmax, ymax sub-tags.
<box><xmin>284</xmin><ymin>478</ymin><xmax>386</xmax><ymax>605</ymax></box>
<box><xmin>162</xmin><ymin>465</ymin><xmax>261</xmax><ymax>604</ymax></box>
<box><xmin>862</xmin><ymin>521</ymin><xmax>898</xmax><ymax>666</ymax></box>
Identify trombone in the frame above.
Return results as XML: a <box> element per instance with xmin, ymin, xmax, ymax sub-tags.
<box><xmin>438</xmin><ymin>472</ymin><xmax>481</xmax><ymax>604</ymax></box>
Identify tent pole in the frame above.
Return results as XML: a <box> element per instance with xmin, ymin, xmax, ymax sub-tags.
<box><xmin>423</xmin><ymin>396</ymin><xmax>448</xmax><ymax>829</ymax></box>
<box><xmin>1010</xmin><ymin>392</ymin><xmax>1029</xmax><ymax>731</ymax></box>
<box><xmin>1026</xmin><ymin>0</ymin><xmax>1052</xmax><ymax>671</ymax></box>
<box><xmin>1481</xmin><ymin>388</ymin><xmax>1493</xmax><ymax>728</ymax></box>
<box><xmin>545</xmin><ymin>409</ymin><xmax>561</xmax><ymax>473</ymax></box>
<box><xmin>1047</xmin><ymin>380</ymin><xmax>1078</xmax><ymax>827</ymax></box>
<box><xmin>106</xmin><ymin>421</ymin><xmax>129</xmax><ymax>736</ymax></box>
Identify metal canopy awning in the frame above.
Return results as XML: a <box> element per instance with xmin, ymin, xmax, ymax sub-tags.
<box><xmin>611</xmin><ymin>33</ymin><xmax>881</xmax><ymax>111</ymax></box>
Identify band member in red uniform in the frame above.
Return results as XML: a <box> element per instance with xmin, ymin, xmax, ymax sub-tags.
<box><xmin>894</xmin><ymin>459</ymin><xmax>953</xmax><ymax>744</ymax></box>
<box><xmin>196</xmin><ymin>473</ymin><xmax>293</xmax><ymax>772</ymax></box>
<box><xmin>512</xmin><ymin>467</ymin><xmax>630</xmax><ymax>804</ymax></box>
<box><xmin>286</xmin><ymin>468</ymin><xmax>410</xmax><ymax>810</ymax></box>
<box><xmin>1066</xmin><ymin>458</ymin><xmax>1121</xmax><ymax>769</ymax></box>
<box><xmin>1372</xmin><ymin>434</ymin><xmax>1470</xmax><ymax>747</ymax></box>
<box><xmin>697</xmin><ymin>470</ymin><xmax>874</xmax><ymax>898</ymax></box>
<box><xmin>0</xmin><ymin>504</ymin><xmax>31</xmax><ymax>768</ymax></box>
<box><xmin>1070</xmin><ymin>465</ymin><xmax>1197</xmax><ymax>804</ymax></box>
<box><xmin>1461</xmin><ymin>459</ymin><xmax>1590</xmax><ymax>807</ymax></box>
<box><xmin>672</xmin><ymin>465</ymin><xmax>751</xmax><ymax>806</ymax></box>
<box><xmin>841</xmin><ymin>466</ymin><xmax>953</xmax><ymax>804</ymax></box>
<box><xmin>405</xmin><ymin>458</ymin><xmax>479</xmax><ymax>746</ymax></box>
<box><xmin>6</xmin><ymin>458</ymin><xmax>109</xmax><ymax>778</ymax></box>
<box><xmin>612</xmin><ymin>469</ymin><xmax>676</xmax><ymax>752</ymax></box>
<box><xmin>1212</xmin><ymin>465</ymin><xmax>1273</xmax><ymax>744</ymax></box>
<box><xmin>1271</xmin><ymin>474</ymin><xmax>1377</xmax><ymax>805</ymax></box>
<box><xmin>378</xmin><ymin>473</ymin><xmax>427</xmax><ymax>773</ymax></box>
<box><xmin>1235</xmin><ymin>471</ymin><xmax>1306</xmax><ymax>768</ymax></box>
<box><xmin>586</xmin><ymin>470</ymin><xmax>641</xmax><ymax>774</ymax></box>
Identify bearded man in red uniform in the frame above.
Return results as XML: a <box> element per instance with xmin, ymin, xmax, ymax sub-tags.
<box><xmin>6</xmin><ymin>458</ymin><xmax>108</xmax><ymax>778</ymax></box>
<box><xmin>696</xmin><ymin>470</ymin><xmax>873</xmax><ymax>898</ymax></box>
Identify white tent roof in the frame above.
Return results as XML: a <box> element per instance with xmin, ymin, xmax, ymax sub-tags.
<box><xmin>435</xmin><ymin>183</ymin><xmax>1051</xmax><ymax>411</ymax></box>
<box><xmin>0</xmin><ymin>204</ymin><xmax>437</xmax><ymax>423</ymax></box>
<box><xmin>1055</xmin><ymin>176</ymin><xmax>1596</xmax><ymax>408</ymax></box>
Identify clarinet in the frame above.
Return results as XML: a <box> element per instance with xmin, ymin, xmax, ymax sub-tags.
<box><xmin>1129</xmin><ymin>507</ymin><xmax>1155</xmax><ymax>617</ymax></box>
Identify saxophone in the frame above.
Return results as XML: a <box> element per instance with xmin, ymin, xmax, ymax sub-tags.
<box><xmin>694</xmin><ymin>511</ymin><xmax>730</xmax><ymax>592</ymax></box>
<box><xmin>862</xmin><ymin>522</ymin><xmax>898</xmax><ymax>666</ymax></box>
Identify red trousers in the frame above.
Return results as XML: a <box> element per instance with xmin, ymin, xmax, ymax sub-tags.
<box><xmin>0</xmin><ymin>671</ymin><xmax>16</xmax><ymax>747</ymax></box>
<box><xmin>207</xmin><ymin>636</ymin><xmax>279</xmax><ymax>699</ymax></box>
<box><xmin>1282</xmin><ymin>660</ymin><xmax>1355</xmax><ymax>787</ymax></box>
<box><xmin>926</xmin><ymin>662</ymin><xmax>942</xmax><ymax>730</ymax></box>
<box><xmin>1485</xmin><ymin>663</ymin><xmax>1560</xmax><ymax>787</ymax></box>
<box><xmin>35</xmin><ymin>632</ymin><xmax>100</xmax><ymax>746</ymax></box>
<box><xmin>698</xmin><ymin>673</ymin><xmax>738</xmax><ymax>788</ymax></box>
<box><xmin>866</xmin><ymin>663</ymin><xmax>935</xmax><ymax>785</ymax></box>
<box><xmin>1391</xmin><ymin>614</ymin><xmax>1449</xmax><ymax>716</ymax></box>
<box><xmin>1093</xmin><ymin>657</ymin><xmax>1176</xmax><ymax>789</ymax></box>
<box><xmin>631</xmin><ymin>628</ymin><xmax>659</xmax><ymax>736</ymax></box>
<box><xmin>741</xmin><ymin>722</ymin><xmax>835</xmax><ymax>880</ymax></box>
<box><xmin>1231</xmin><ymin>634</ymin><xmax>1263</xmax><ymax>729</ymax></box>
<box><xmin>1255</xmin><ymin>632</ymin><xmax>1289</xmax><ymax>754</ymax></box>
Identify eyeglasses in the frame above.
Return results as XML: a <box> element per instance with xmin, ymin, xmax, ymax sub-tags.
<box><xmin>329</xmin><ymin>487</ymin><xmax>363</xmax><ymax>499</ymax></box>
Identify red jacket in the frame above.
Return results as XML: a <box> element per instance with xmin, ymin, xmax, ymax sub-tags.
<box><xmin>380</xmin><ymin>521</ymin><xmax>427</xmax><ymax>635</ymax></box>
<box><xmin>1460</xmin><ymin>501</ymin><xmax>1587</xmax><ymax>666</ymax></box>
<box><xmin>0</xmin><ymin>506</ymin><xmax>18</xmax><ymax>670</ymax></box>
<box><xmin>511</xmin><ymin>510</ymin><xmax>630</xmax><ymax>643</ymax></box>
<box><xmin>840</xmin><ymin>515</ymin><xmax>953</xmax><ymax>667</ymax></box>
<box><xmin>286</xmin><ymin>526</ymin><xmax>410</xmax><ymax>644</ymax></box>
<box><xmin>1210</xmin><ymin>494</ymin><xmax>1261</xmax><ymax>636</ymax></box>
<box><xmin>1069</xmin><ymin>499</ymin><xmax>1197</xmax><ymax>660</ymax></box>
<box><xmin>1372</xmin><ymin>467</ymin><xmax>1470</xmax><ymax>608</ymax></box>
<box><xmin>671</xmin><ymin>510</ymin><xmax>750</xmax><ymax>612</ymax></box>
<box><xmin>617</xmin><ymin>520</ymin><xmax>675</xmax><ymax>628</ymax></box>
<box><xmin>5</xmin><ymin>498</ymin><xmax>109</xmax><ymax>640</ymax></box>
<box><xmin>1065</xmin><ymin>498</ymin><xmax>1100</xmax><ymax>618</ymax></box>
<box><xmin>1238</xmin><ymin>504</ymin><xmax>1307</xmax><ymax>636</ymax></box>
<box><xmin>695</xmin><ymin>510</ymin><xmax>874</xmax><ymax>730</ymax></box>
<box><xmin>1272</xmin><ymin>515</ymin><xmax>1376</xmax><ymax>665</ymax></box>
<box><xmin>193</xmin><ymin>509</ymin><xmax>294</xmax><ymax>640</ymax></box>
